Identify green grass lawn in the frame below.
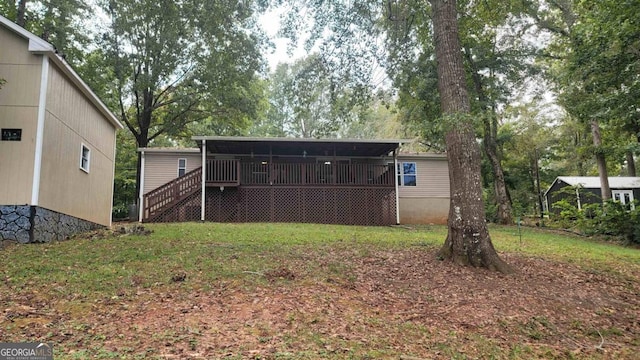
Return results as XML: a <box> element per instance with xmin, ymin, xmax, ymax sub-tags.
<box><xmin>3</xmin><ymin>223</ymin><xmax>634</xmax><ymax>298</ymax></box>
<box><xmin>1</xmin><ymin>223</ymin><xmax>639</xmax><ymax>359</ymax></box>
<box><xmin>3</xmin><ymin>223</ymin><xmax>442</xmax><ymax>300</ymax></box>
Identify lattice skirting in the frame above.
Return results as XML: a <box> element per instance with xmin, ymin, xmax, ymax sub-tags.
<box><xmin>147</xmin><ymin>187</ymin><xmax>396</xmax><ymax>226</ymax></box>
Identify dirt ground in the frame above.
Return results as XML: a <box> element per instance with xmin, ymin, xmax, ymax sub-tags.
<box><xmin>2</xmin><ymin>248</ymin><xmax>639</xmax><ymax>359</ymax></box>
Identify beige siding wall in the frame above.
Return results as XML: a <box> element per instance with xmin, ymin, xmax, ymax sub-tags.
<box><xmin>143</xmin><ymin>152</ymin><xmax>202</xmax><ymax>194</ymax></box>
<box><xmin>0</xmin><ymin>27</ymin><xmax>42</xmax><ymax>66</ymax></box>
<box><xmin>0</xmin><ymin>27</ymin><xmax>41</xmax><ymax>204</ymax></box>
<box><xmin>37</xmin><ymin>64</ymin><xmax>117</xmax><ymax>226</ymax></box>
<box><xmin>397</xmin><ymin>156</ymin><xmax>450</xmax><ymax>224</ymax></box>
<box><xmin>399</xmin><ymin>197</ymin><xmax>449</xmax><ymax>225</ymax></box>
<box><xmin>397</xmin><ymin>156</ymin><xmax>449</xmax><ymax>197</ymax></box>
<box><xmin>0</xmin><ymin>108</ymin><xmax>37</xmax><ymax>204</ymax></box>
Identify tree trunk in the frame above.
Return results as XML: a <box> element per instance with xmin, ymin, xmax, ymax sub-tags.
<box><xmin>16</xmin><ymin>0</ymin><xmax>27</xmax><ymax>27</ymax></box>
<box><xmin>575</xmin><ymin>131</ymin><xmax>585</xmax><ymax>176</ymax></box>
<box><xmin>483</xmin><ymin>115</ymin><xmax>513</xmax><ymax>224</ymax></box>
<box><xmin>431</xmin><ymin>0</ymin><xmax>512</xmax><ymax>273</ymax></box>
<box><xmin>626</xmin><ymin>150</ymin><xmax>636</xmax><ymax>177</ymax></box>
<box><xmin>465</xmin><ymin>49</ymin><xmax>513</xmax><ymax>225</ymax></box>
<box><xmin>533</xmin><ymin>148</ymin><xmax>544</xmax><ymax>218</ymax></box>
<box><xmin>134</xmin><ymin>130</ymin><xmax>148</xmax><ymax>221</ymax></box>
<box><xmin>134</xmin><ymin>87</ymin><xmax>153</xmax><ymax>220</ymax></box>
<box><xmin>591</xmin><ymin>119</ymin><xmax>610</xmax><ymax>202</ymax></box>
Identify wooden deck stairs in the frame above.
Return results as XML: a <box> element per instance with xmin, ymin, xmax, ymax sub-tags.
<box><xmin>142</xmin><ymin>167</ymin><xmax>202</xmax><ymax>222</ymax></box>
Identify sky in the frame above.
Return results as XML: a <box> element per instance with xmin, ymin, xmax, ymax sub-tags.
<box><xmin>259</xmin><ymin>8</ymin><xmax>308</xmax><ymax>72</ymax></box>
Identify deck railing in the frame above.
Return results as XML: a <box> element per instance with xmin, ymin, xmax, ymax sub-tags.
<box><xmin>211</xmin><ymin>161</ymin><xmax>395</xmax><ymax>187</ymax></box>
<box><xmin>143</xmin><ymin>161</ymin><xmax>394</xmax><ymax>221</ymax></box>
<box><xmin>143</xmin><ymin>167</ymin><xmax>202</xmax><ymax>220</ymax></box>
<box><xmin>206</xmin><ymin>159</ymin><xmax>240</xmax><ymax>185</ymax></box>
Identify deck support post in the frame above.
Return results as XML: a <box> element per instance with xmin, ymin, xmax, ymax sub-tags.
<box><xmin>394</xmin><ymin>149</ymin><xmax>400</xmax><ymax>224</ymax></box>
<box><xmin>269</xmin><ymin>145</ymin><xmax>273</xmax><ymax>184</ymax></box>
<box><xmin>201</xmin><ymin>139</ymin><xmax>206</xmax><ymax>221</ymax></box>
<box><xmin>138</xmin><ymin>150</ymin><xmax>145</xmax><ymax>222</ymax></box>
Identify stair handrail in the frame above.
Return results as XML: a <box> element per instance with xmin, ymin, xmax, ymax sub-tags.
<box><xmin>143</xmin><ymin>167</ymin><xmax>202</xmax><ymax>220</ymax></box>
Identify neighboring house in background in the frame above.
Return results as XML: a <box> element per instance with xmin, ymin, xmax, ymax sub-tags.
<box><xmin>544</xmin><ymin>176</ymin><xmax>640</xmax><ymax>213</ymax></box>
<box><xmin>138</xmin><ymin>137</ymin><xmax>450</xmax><ymax>226</ymax></box>
<box><xmin>0</xmin><ymin>15</ymin><xmax>123</xmax><ymax>243</ymax></box>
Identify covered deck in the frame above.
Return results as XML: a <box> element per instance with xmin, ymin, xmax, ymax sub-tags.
<box><xmin>143</xmin><ymin>137</ymin><xmax>404</xmax><ymax>225</ymax></box>
<box><xmin>197</xmin><ymin>137</ymin><xmax>402</xmax><ymax>188</ymax></box>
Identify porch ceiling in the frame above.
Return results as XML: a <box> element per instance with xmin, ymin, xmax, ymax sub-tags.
<box><xmin>192</xmin><ymin>136</ymin><xmax>404</xmax><ymax>157</ymax></box>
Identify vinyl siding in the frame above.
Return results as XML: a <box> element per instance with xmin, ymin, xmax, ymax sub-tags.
<box><xmin>0</xmin><ymin>25</ymin><xmax>42</xmax><ymax>66</ymax></box>
<box><xmin>398</xmin><ymin>197</ymin><xmax>449</xmax><ymax>224</ymax></box>
<box><xmin>45</xmin><ymin>65</ymin><xmax>115</xmax><ymax>156</ymax></box>
<box><xmin>37</xmin><ymin>64</ymin><xmax>117</xmax><ymax>226</ymax></box>
<box><xmin>397</xmin><ymin>155</ymin><xmax>450</xmax><ymax>225</ymax></box>
<box><xmin>0</xmin><ymin>106</ymin><xmax>37</xmax><ymax>204</ymax></box>
<box><xmin>397</xmin><ymin>156</ymin><xmax>449</xmax><ymax>197</ymax></box>
<box><xmin>143</xmin><ymin>152</ymin><xmax>202</xmax><ymax>195</ymax></box>
<box><xmin>0</xmin><ymin>27</ymin><xmax>40</xmax><ymax>204</ymax></box>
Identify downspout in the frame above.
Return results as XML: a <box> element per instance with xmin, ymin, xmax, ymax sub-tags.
<box><xmin>31</xmin><ymin>55</ymin><xmax>49</xmax><ymax>206</ymax></box>
<box><xmin>201</xmin><ymin>139</ymin><xmax>206</xmax><ymax>221</ymax></box>
<box><xmin>394</xmin><ymin>149</ymin><xmax>400</xmax><ymax>224</ymax></box>
<box><xmin>138</xmin><ymin>150</ymin><xmax>145</xmax><ymax>222</ymax></box>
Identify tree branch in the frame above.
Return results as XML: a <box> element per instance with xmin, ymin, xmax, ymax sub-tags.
<box><xmin>153</xmin><ymin>64</ymin><xmax>196</xmax><ymax>107</ymax></box>
<box><xmin>147</xmin><ymin>99</ymin><xmax>201</xmax><ymax>142</ymax></box>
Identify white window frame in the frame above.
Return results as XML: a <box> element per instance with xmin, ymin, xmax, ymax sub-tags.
<box><xmin>178</xmin><ymin>158</ymin><xmax>187</xmax><ymax>177</ymax></box>
<box><xmin>612</xmin><ymin>189</ymin><xmax>635</xmax><ymax>210</ymax></box>
<box><xmin>80</xmin><ymin>143</ymin><xmax>90</xmax><ymax>173</ymax></box>
<box><xmin>397</xmin><ymin>161</ymin><xmax>417</xmax><ymax>187</ymax></box>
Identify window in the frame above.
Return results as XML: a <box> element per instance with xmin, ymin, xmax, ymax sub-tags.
<box><xmin>397</xmin><ymin>161</ymin><xmax>417</xmax><ymax>186</ymax></box>
<box><xmin>80</xmin><ymin>144</ymin><xmax>90</xmax><ymax>173</ymax></box>
<box><xmin>178</xmin><ymin>158</ymin><xmax>187</xmax><ymax>177</ymax></box>
<box><xmin>612</xmin><ymin>190</ymin><xmax>635</xmax><ymax>210</ymax></box>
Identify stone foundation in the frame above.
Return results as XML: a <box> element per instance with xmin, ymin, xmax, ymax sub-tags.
<box><xmin>0</xmin><ymin>206</ymin><xmax>103</xmax><ymax>244</ymax></box>
<box><xmin>0</xmin><ymin>206</ymin><xmax>31</xmax><ymax>243</ymax></box>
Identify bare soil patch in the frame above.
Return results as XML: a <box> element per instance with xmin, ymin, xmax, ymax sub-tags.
<box><xmin>2</xmin><ymin>248</ymin><xmax>639</xmax><ymax>359</ymax></box>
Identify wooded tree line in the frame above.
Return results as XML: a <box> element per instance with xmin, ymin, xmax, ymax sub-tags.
<box><xmin>2</xmin><ymin>0</ymin><xmax>638</xmax><ymax>271</ymax></box>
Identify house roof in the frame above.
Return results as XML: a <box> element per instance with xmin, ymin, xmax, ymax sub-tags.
<box><xmin>138</xmin><ymin>147</ymin><xmax>200</xmax><ymax>154</ymax></box>
<box><xmin>0</xmin><ymin>15</ymin><xmax>123</xmax><ymax>130</ymax></box>
<box><xmin>137</xmin><ymin>146</ymin><xmax>448</xmax><ymax>161</ymax></box>
<box><xmin>397</xmin><ymin>153</ymin><xmax>447</xmax><ymax>160</ymax></box>
<box><xmin>192</xmin><ymin>136</ymin><xmax>407</xmax><ymax>157</ymax></box>
<box><xmin>544</xmin><ymin>176</ymin><xmax>640</xmax><ymax>197</ymax></box>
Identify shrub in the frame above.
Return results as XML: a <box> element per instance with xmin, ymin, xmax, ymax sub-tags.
<box><xmin>551</xmin><ymin>199</ymin><xmax>583</xmax><ymax>229</ymax></box>
<box><xmin>112</xmin><ymin>203</ymin><xmax>130</xmax><ymax>221</ymax></box>
<box><xmin>551</xmin><ymin>199</ymin><xmax>640</xmax><ymax>244</ymax></box>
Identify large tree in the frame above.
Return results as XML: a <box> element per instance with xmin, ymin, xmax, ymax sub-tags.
<box><xmin>457</xmin><ymin>0</ymin><xmax>527</xmax><ymax>225</ymax></box>
<box><xmin>529</xmin><ymin>0</ymin><xmax>640</xmax><ymax>201</ymax></box>
<box><xmin>564</xmin><ymin>0</ymin><xmax>640</xmax><ymax>178</ymax></box>
<box><xmin>501</xmin><ymin>102</ymin><xmax>563</xmax><ymax>217</ymax></box>
<box><xmin>277</xmin><ymin>0</ymin><xmax>512</xmax><ymax>271</ymax></box>
<box><xmin>387</xmin><ymin>0</ymin><xmax>543</xmax><ymax>225</ymax></box>
<box><xmin>99</xmin><ymin>0</ymin><xmax>267</xmax><ymax>203</ymax></box>
<box><xmin>250</xmin><ymin>55</ymin><xmax>366</xmax><ymax>138</ymax></box>
<box><xmin>429</xmin><ymin>0</ymin><xmax>512</xmax><ymax>272</ymax></box>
